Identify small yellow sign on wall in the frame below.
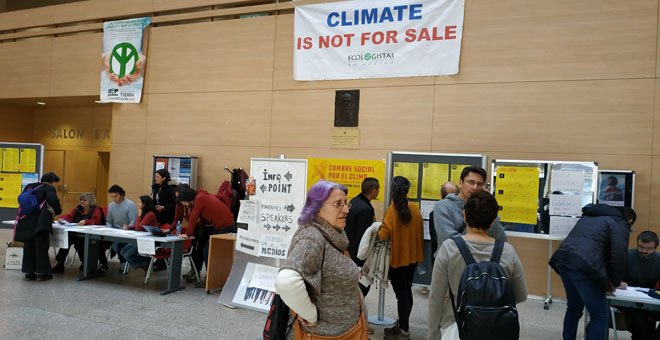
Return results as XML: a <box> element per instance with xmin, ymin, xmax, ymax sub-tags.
<box><xmin>331</xmin><ymin>128</ymin><xmax>359</xmax><ymax>149</ymax></box>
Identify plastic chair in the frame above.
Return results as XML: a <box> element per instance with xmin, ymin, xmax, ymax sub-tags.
<box><xmin>183</xmin><ymin>241</ymin><xmax>200</xmax><ymax>284</ymax></box>
<box><xmin>143</xmin><ymin>239</ymin><xmax>197</xmax><ymax>284</ymax></box>
<box><xmin>609</xmin><ymin>306</ymin><xmax>629</xmax><ymax>340</ymax></box>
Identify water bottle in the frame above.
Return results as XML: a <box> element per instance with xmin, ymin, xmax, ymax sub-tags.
<box><xmin>175</xmin><ymin>221</ymin><xmax>182</xmax><ymax>236</ymax></box>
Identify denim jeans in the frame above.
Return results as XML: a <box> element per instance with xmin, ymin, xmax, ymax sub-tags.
<box><xmin>558</xmin><ymin>265</ymin><xmax>608</xmax><ymax>340</ymax></box>
<box><xmin>120</xmin><ymin>244</ymin><xmax>150</xmax><ymax>269</ymax></box>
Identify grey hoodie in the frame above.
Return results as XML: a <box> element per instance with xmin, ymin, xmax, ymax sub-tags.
<box><xmin>432</xmin><ymin>193</ymin><xmax>507</xmax><ymax>248</ymax></box>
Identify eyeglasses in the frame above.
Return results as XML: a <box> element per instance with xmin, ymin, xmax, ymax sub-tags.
<box><xmin>327</xmin><ymin>201</ymin><xmax>351</xmax><ymax>209</ymax></box>
<box><xmin>638</xmin><ymin>245</ymin><xmax>657</xmax><ymax>252</ymax></box>
<box><xmin>464</xmin><ymin>179</ymin><xmax>485</xmax><ymax>188</ymax></box>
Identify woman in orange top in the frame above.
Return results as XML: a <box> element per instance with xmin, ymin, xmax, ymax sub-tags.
<box><xmin>378</xmin><ymin>176</ymin><xmax>424</xmax><ymax>340</ymax></box>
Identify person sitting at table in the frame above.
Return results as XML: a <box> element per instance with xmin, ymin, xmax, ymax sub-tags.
<box><xmin>618</xmin><ymin>230</ymin><xmax>660</xmax><ymax>340</ymax></box>
<box><xmin>177</xmin><ymin>188</ymin><xmax>236</xmax><ymax>283</ymax></box>
<box><xmin>51</xmin><ymin>193</ymin><xmax>104</xmax><ymax>273</ymax></box>
<box><xmin>119</xmin><ymin>196</ymin><xmax>161</xmax><ymax>271</ymax></box>
<box><xmin>106</xmin><ymin>184</ymin><xmax>138</xmax><ymax>271</ymax></box>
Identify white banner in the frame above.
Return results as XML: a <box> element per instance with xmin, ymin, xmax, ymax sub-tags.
<box><xmin>100</xmin><ymin>17</ymin><xmax>150</xmax><ymax>103</ymax></box>
<box><xmin>294</xmin><ymin>0</ymin><xmax>464</xmax><ymax>80</ymax></box>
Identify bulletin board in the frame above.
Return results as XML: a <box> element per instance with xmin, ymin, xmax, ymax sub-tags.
<box><xmin>0</xmin><ymin>142</ymin><xmax>44</xmax><ymax>225</ymax></box>
<box><xmin>386</xmin><ymin>151</ymin><xmax>487</xmax><ymax>286</ymax></box>
<box><xmin>490</xmin><ymin>159</ymin><xmax>598</xmax><ymax>239</ymax></box>
<box><xmin>152</xmin><ymin>155</ymin><xmax>198</xmax><ymax>189</ymax></box>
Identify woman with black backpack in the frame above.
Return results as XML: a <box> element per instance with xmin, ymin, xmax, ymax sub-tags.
<box><xmin>14</xmin><ymin>172</ymin><xmax>62</xmax><ymax>282</ymax></box>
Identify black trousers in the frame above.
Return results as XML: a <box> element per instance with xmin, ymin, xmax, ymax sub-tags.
<box><xmin>22</xmin><ymin>231</ymin><xmax>51</xmax><ymax>275</ymax></box>
<box><xmin>389</xmin><ymin>263</ymin><xmax>417</xmax><ymax>332</ymax></box>
<box><xmin>619</xmin><ymin>307</ymin><xmax>660</xmax><ymax>340</ymax></box>
<box><xmin>192</xmin><ymin>224</ymin><xmax>237</xmax><ymax>271</ymax></box>
<box><xmin>55</xmin><ymin>235</ymin><xmax>85</xmax><ymax>264</ymax></box>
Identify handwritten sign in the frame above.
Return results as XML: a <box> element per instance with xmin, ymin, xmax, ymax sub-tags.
<box><xmin>137</xmin><ymin>237</ymin><xmax>156</xmax><ymax>255</ymax></box>
<box><xmin>549</xmin><ymin>216</ymin><xmax>579</xmax><ymax>238</ymax></box>
<box><xmin>419</xmin><ymin>200</ymin><xmax>435</xmax><ymax>220</ymax></box>
<box><xmin>551</xmin><ymin>170</ymin><xmax>584</xmax><ymax>192</ymax></box>
<box><xmin>259</xmin><ymin>233</ymin><xmax>292</xmax><ymax>259</ymax></box>
<box><xmin>237</xmin><ymin>200</ymin><xmax>259</xmax><ymax>224</ymax></box>
<box><xmin>247</xmin><ymin>264</ymin><xmax>279</xmax><ymax>291</ymax></box>
<box><xmin>236</xmin><ymin>228</ymin><xmax>261</xmax><ymax>257</ymax></box>
<box><xmin>50</xmin><ymin>228</ymin><xmax>69</xmax><ymax>248</ymax></box>
<box><xmin>495</xmin><ymin>166</ymin><xmax>539</xmax><ymax>225</ymax></box>
<box><xmin>549</xmin><ymin>194</ymin><xmax>583</xmax><ymax>216</ymax></box>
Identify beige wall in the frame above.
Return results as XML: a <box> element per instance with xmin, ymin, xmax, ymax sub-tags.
<box><xmin>0</xmin><ymin>103</ymin><xmax>34</xmax><ymax>142</ymax></box>
<box><xmin>1</xmin><ymin>0</ymin><xmax>659</xmax><ymax>297</ymax></box>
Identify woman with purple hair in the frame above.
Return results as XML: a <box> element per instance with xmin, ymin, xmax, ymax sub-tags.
<box><xmin>275</xmin><ymin>180</ymin><xmax>367</xmax><ymax>339</ymax></box>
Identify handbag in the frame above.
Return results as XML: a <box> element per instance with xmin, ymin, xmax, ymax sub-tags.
<box><xmin>292</xmin><ymin>295</ymin><xmax>368</xmax><ymax>340</ymax></box>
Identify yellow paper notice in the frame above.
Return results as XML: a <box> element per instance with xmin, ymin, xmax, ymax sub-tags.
<box><xmin>307</xmin><ymin>158</ymin><xmax>385</xmax><ymax>201</ymax></box>
<box><xmin>19</xmin><ymin>148</ymin><xmax>37</xmax><ymax>173</ymax></box>
<box><xmin>393</xmin><ymin>162</ymin><xmax>419</xmax><ymax>199</ymax></box>
<box><xmin>449</xmin><ymin>164</ymin><xmax>471</xmax><ymax>186</ymax></box>
<box><xmin>495</xmin><ymin>166</ymin><xmax>539</xmax><ymax>224</ymax></box>
<box><xmin>421</xmin><ymin>163</ymin><xmax>449</xmax><ymax>200</ymax></box>
<box><xmin>2</xmin><ymin>148</ymin><xmax>20</xmax><ymax>172</ymax></box>
<box><xmin>0</xmin><ymin>173</ymin><xmax>22</xmax><ymax>208</ymax></box>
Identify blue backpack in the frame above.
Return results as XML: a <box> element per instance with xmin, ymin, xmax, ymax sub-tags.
<box><xmin>17</xmin><ymin>184</ymin><xmax>45</xmax><ymax>216</ymax></box>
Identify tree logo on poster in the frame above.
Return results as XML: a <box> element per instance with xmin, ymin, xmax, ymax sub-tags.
<box><xmin>110</xmin><ymin>42</ymin><xmax>139</xmax><ymax>77</ymax></box>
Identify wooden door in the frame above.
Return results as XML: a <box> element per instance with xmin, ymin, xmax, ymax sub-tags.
<box><xmin>61</xmin><ymin>151</ymin><xmax>98</xmax><ymax>213</ymax></box>
<box><xmin>96</xmin><ymin>152</ymin><xmax>110</xmax><ymax>208</ymax></box>
<box><xmin>43</xmin><ymin>150</ymin><xmax>65</xmax><ymax>205</ymax></box>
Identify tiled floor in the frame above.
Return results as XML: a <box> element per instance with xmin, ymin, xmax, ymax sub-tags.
<box><xmin>0</xmin><ymin>229</ymin><xmax>631</xmax><ymax>339</ymax></box>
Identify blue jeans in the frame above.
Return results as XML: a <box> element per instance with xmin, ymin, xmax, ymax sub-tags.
<box><xmin>558</xmin><ymin>265</ymin><xmax>608</xmax><ymax>340</ymax></box>
<box><xmin>120</xmin><ymin>244</ymin><xmax>150</xmax><ymax>269</ymax></box>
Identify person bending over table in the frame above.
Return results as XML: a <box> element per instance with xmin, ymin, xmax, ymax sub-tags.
<box><xmin>618</xmin><ymin>230</ymin><xmax>660</xmax><ymax>340</ymax></box>
<box><xmin>51</xmin><ymin>193</ymin><xmax>104</xmax><ymax>273</ymax></box>
<box><xmin>177</xmin><ymin>188</ymin><xmax>235</xmax><ymax>283</ymax></box>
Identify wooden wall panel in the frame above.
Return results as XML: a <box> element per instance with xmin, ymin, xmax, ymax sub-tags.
<box><xmin>433</xmin><ymin>79</ymin><xmax>654</xmax><ymax>155</ymax></box>
<box><xmin>0</xmin><ymin>38</ymin><xmax>53</xmax><ymax>99</ymax></box>
<box><xmin>649</xmin><ymin>156</ymin><xmax>660</xmax><ymax>231</ymax></box>
<box><xmin>272</xmin><ymin>14</ymin><xmax>435</xmax><ymax>91</ymax></box>
<box><xmin>108</xmin><ymin>143</ymin><xmax>146</xmax><ymax>202</ymax></box>
<box><xmin>654</xmin><ymin>79</ymin><xmax>660</xmax><ymax>154</ymax></box>
<box><xmin>508</xmin><ymin>237</ymin><xmax>564</xmax><ymax>299</ymax></box>
<box><xmin>52</xmin><ymin>0</ymin><xmax>153</xmax><ymax>25</ymax></box>
<box><xmin>145</xmin><ymin>92</ymin><xmax>272</xmax><ymax>147</ymax></box>
<box><xmin>0</xmin><ymin>103</ymin><xmax>34</xmax><ymax>142</ymax></box>
<box><xmin>50</xmin><ymin>33</ymin><xmax>102</xmax><ymax>97</ymax></box>
<box><xmin>33</xmin><ymin>106</ymin><xmax>112</xmax><ymax>151</ymax></box>
<box><xmin>112</xmin><ymin>96</ymin><xmax>148</xmax><ymax>145</ymax></box>
<box><xmin>437</xmin><ymin>0</ymin><xmax>657</xmax><ymax>84</ymax></box>
<box><xmin>0</xmin><ymin>6</ymin><xmax>54</xmax><ymax>31</ymax></box>
<box><xmin>271</xmin><ymin>86</ymin><xmax>434</xmax><ymax>150</ymax></box>
<box><xmin>146</xmin><ymin>16</ymin><xmax>276</xmax><ymax>94</ymax></box>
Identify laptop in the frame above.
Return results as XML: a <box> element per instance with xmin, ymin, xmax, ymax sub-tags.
<box><xmin>142</xmin><ymin>225</ymin><xmax>167</xmax><ymax>237</ymax></box>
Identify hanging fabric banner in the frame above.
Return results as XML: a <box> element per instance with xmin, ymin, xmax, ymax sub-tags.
<box><xmin>100</xmin><ymin>17</ymin><xmax>150</xmax><ymax>103</ymax></box>
<box><xmin>294</xmin><ymin>0</ymin><xmax>464</xmax><ymax>81</ymax></box>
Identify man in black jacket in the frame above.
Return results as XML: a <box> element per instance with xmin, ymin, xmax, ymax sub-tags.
<box><xmin>550</xmin><ymin>204</ymin><xmax>636</xmax><ymax>340</ymax></box>
<box><xmin>345</xmin><ymin>177</ymin><xmax>379</xmax><ymax>297</ymax></box>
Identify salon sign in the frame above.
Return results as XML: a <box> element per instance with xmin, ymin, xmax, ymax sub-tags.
<box><xmin>293</xmin><ymin>0</ymin><xmax>464</xmax><ymax>80</ymax></box>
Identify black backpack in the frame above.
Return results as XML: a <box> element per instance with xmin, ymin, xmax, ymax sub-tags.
<box><xmin>449</xmin><ymin>236</ymin><xmax>519</xmax><ymax>340</ymax></box>
<box><xmin>262</xmin><ymin>294</ymin><xmax>295</xmax><ymax>340</ymax></box>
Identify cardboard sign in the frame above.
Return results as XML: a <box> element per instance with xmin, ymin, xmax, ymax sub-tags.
<box><xmin>4</xmin><ymin>247</ymin><xmax>23</xmax><ymax>270</ymax></box>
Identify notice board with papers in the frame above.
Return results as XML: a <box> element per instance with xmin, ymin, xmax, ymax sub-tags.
<box><xmin>0</xmin><ymin>142</ymin><xmax>44</xmax><ymax>225</ymax></box>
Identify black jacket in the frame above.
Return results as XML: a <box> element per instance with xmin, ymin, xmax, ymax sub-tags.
<box><xmin>152</xmin><ymin>180</ymin><xmax>177</xmax><ymax>225</ymax></box>
<box><xmin>14</xmin><ymin>182</ymin><xmax>62</xmax><ymax>241</ymax></box>
<box><xmin>549</xmin><ymin>204</ymin><xmax>630</xmax><ymax>291</ymax></box>
<box><xmin>345</xmin><ymin>193</ymin><xmax>375</xmax><ymax>266</ymax></box>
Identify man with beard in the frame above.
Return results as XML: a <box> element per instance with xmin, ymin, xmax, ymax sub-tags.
<box><xmin>619</xmin><ymin>231</ymin><xmax>660</xmax><ymax>340</ymax></box>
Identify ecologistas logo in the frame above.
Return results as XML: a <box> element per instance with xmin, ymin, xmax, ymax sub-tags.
<box><xmin>109</xmin><ymin>42</ymin><xmax>139</xmax><ymax>78</ymax></box>
<box><xmin>347</xmin><ymin>52</ymin><xmax>395</xmax><ymax>63</ymax></box>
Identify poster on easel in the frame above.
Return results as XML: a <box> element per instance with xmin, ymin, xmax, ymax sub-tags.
<box><xmin>219</xmin><ymin>157</ymin><xmax>308</xmax><ymax>312</ymax></box>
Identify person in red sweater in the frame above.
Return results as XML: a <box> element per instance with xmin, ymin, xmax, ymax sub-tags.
<box><xmin>120</xmin><ymin>196</ymin><xmax>159</xmax><ymax>270</ymax></box>
<box><xmin>177</xmin><ymin>188</ymin><xmax>236</xmax><ymax>279</ymax></box>
<box><xmin>51</xmin><ymin>193</ymin><xmax>105</xmax><ymax>274</ymax></box>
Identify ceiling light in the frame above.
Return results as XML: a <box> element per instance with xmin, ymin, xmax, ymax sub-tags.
<box><xmin>94</xmin><ymin>100</ymin><xmax>102</xmax><ymax>104</ymax></box>
<box><xmin>36</xmin><ymin>102</ymin><xmax>46</xmax><ymax>106</ymax></box>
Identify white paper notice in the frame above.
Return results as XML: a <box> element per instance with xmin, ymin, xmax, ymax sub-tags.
<box><xmin>258</xmin><ymin>199</ymin><xmax>297</xmax><ymax>234</ymax></box>
<box><xmin>137</xmin><ymin>237</ymin><xmax>156</xmax><ymax>255</ymax></box>
<box><xmin>551</xmin><ymin>170</ymin><xmax>584</xmax><ymax>192</ymax></box>
<box><xmin>50</xmin><ymin>228</ymin><xmax>69</xmax><ymax>248</ymax></box>
<box><xmin>236</xmin><ymin>228</ymin><xmax>261</xmax><ymax>257</ymax></box>
<box><xmin>155</xmin><ymin>161</ymin><xmax>166</xmax><ymax>170</ymax></box>
<box><xmin>549</xmin><ymin>216</ymin><xmax>579</xmax><ymax>238</ymax></box>
<box><xmin>420</xmin><ymin>200</ymin><xmax>436</xmax><ymax>220</ymax></box>
<box><xmin>549</xmin><ymin>194</ymin><xmax>583</xmax><ymax>216</ymax></box>
<box><xmin>423</xmin><ymin>220</ymin><xmax>430</xmax><ymax>241</ymax></box>
<box><xmin>247</xmin><ymin>264</ymin><xmax>278</xmax><ymax>291</ymax></box>
<box><xmin>168</xmin><ymin>158</ymin><xmax>181</xmax><ymax>178</ymax></box>
<box><xmin>259</xmin><ymin>233</ymin><xmax>292</xmax><ymax>259</ymax></box>
<box><xmin>237</xmin><ymin>200</ymin><xmax>259</xmax><ymax>224</ymax></box>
